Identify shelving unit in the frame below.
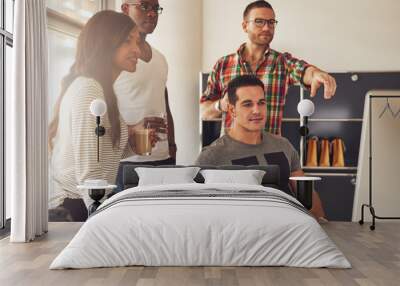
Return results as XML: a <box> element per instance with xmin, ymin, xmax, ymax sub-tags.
<box><xmin>283</xmin><ymin>72</ymin><xmax>400</xmax><ymax>221</ymax></box>
<box><xmin>304</xmin><ymin>167</ymin><xmax>358</xmax><ymax>171</ymax></box>
<box><xmin>200</xmin><ymin>71</ymin><xmax>400</xmax><ymax>221</ymax></box>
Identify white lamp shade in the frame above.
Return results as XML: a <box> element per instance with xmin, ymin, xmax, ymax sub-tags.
<box><xmin>90</xmin><ymin>99</ymin><xmax>107</xmax><ymax>117</ymax></box>
<box><xmin>297</xmin><ymin>99</ymin><xmax>315</xmax><ymax>117</ymax></box>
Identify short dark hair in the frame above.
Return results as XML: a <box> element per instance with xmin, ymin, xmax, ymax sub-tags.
<box><xmin>243</xmin><ymin>1</ymin><xmax>273</xmax><ymax>19</ymax></box>
<box><xmin>227</xmin><ymin>75</ymin><xmax>265</xmax><ymax>105</ymax></box>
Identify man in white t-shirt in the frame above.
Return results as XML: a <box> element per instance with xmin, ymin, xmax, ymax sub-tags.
<box><xmin>114</xmin><ymin>0</ymin><xmax>176</xmax><ymax>192</ymax></box>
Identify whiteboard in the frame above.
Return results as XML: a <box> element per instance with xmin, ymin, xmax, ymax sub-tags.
<box><xmin>353</xmin><ymin>90</ymin><xmax>400</xmax><ymax>222</ymax></box>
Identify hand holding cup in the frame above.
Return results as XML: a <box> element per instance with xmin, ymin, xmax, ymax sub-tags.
<box><xmin>128</xmin><ymin>122</ymin><xmax>158</xmax><ymax>155</ymax></box>
<box><xmin>143</xmin><ymin>116</ymin><xmax>167</xmax><ymax>135</ymax></box>
<box><xmin>144</xmin><ymin>112</ymin><xmax>168</xmax><ymax>141</ymax></box>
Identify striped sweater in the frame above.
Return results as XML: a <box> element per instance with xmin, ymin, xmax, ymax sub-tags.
<box><xmin>50</xmin><ymin>77</ymin><xmax>130</xmax><ymax>208</ymax></box>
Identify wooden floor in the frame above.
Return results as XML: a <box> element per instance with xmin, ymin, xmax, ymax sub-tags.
<box><xmin>0</xmin><ymin>222</ymin><xmax>399</xmax><ymax>286</ymax></box>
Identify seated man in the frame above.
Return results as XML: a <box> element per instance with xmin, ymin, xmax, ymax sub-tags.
<box><xmin>196</xmin><ymin>75</ymin><xmax>326</xmax><ymax>220</ymax></box>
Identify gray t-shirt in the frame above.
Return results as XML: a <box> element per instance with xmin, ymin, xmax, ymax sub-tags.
<box><xmin>195</xmin><ymin>132</ymin><xmax>301</xmax><ymax>194</ymax></box>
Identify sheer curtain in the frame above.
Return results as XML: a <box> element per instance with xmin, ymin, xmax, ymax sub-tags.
<box><xmin>10</xmin><ymin>0</ymin><xmax>48</xmax><ymax>242</ymax></box>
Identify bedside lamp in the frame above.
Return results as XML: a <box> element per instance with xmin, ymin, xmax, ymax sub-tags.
<box><xmin>80</xmin><ymin>99</ymin><xmax>116</xmax><ymax>216</ymax></box>
<box><xmin>297</xmin><ymin>99</ymin><xmax>315</xmax><ymax>166</ymax></box>
<box><xmin>297</xmin><ymin>99</ymin><xmax>315</xmax><ymax>136</ymax></box>
<box><xmin>90</xmin><ymin>99</ymin><xmax>107</xmax><ymax>162</ymax></box>
<box><xmin>291</xmin><ymin>99</ymin><xmax>319</xmax><ymax>210</ymax></box>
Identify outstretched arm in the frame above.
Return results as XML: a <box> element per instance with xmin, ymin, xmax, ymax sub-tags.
<box><xmin>302</xmin><ymin>66</ymin><xmax>337</xmax><ymax>99</ymax></box>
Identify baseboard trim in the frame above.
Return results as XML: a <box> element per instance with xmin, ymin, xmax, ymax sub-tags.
<box><xmin>0</xmin><ymin>218</ymin><xmax>11</xmax><ymax>239</ymax></box>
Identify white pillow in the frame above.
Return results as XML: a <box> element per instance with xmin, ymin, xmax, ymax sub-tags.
<box><xmin>200</xmin><ymin>169</ymin><xmax>266</xmax><ymax>185</ymax></box>
<box><xmin>135</xmin><ymin>167</ymin><xmax>201</xmax><ymax>186</ymax></box>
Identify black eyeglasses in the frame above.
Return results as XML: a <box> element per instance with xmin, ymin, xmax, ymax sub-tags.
<box><xmin>129</xmin><ymin>2</ymin><xmax>163</xmax><ymax>15</ymax></box>
<box><xmin>248</xmin><ymin>18</ymin><xmax>278</xmax><ymax>28</ymax></box>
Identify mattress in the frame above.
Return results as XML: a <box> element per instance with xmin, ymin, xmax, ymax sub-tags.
<box><xmin>50</xmin><ymin>183</ymin><xmax>351</xmax><ymax>269</ymax></box>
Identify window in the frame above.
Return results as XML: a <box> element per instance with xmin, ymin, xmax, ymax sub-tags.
<box><xmin>47</xmin><ymin>0</ymin><xmax>102</xmax><ymax>24</ymax></box>
<box><xmin>47</xmin><ymin>0</ymin><xmax>107</xmax><ymax>216</ymax></box>
<box><xmin>47</xmin><ymin>0</ymin><xmax>106</xmax><ymax>121</ymax></box>
<box><xmin>1</xmin><ymin>0</ymin><xmax>14</xmax><ymax>231</ymax></box>
<box><xmin>4</xmin><ymin>0</ymin><xmax>12</xmax><ymax>33</ymax></box>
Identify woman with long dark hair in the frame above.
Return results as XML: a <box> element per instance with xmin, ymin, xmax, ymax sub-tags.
<box><xmin>48</xmin><ymin>11</ymin><xmax>141</xmax><ymax>220</ymax></box>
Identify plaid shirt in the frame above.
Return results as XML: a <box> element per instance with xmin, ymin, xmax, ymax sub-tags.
<box><xmin>201</xmin><ymin>43</ymin><xmax>310</xmax><ymax>135</ymax></box>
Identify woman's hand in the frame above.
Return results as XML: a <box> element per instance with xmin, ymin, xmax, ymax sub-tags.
<box><xmin>143</xmin><ymin>116</ymin><xmax>167</xmax><ymax>135</ymax></box>
<box><xmin>127</xmin><ymin>123</ymin><xmax>159</xmax><ymax>151</ymax></box>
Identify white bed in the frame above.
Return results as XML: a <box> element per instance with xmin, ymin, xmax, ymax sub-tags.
<box><xmin>50</xmin><ymin>183</ymin><xmax>351</xmax><ymax>269</ymax></box>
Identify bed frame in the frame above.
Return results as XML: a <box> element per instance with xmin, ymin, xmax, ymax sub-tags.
<box><xmin>122</xmin><ymin>165</ymin><xmax>281</xmax><ymax>190</ymax></box>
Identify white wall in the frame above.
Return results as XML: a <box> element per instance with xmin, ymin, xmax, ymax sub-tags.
<box><xmin>203</xmin><ymin>0</ymin><xmax>400</xmax><ymax>72</ymax></box>
<box><xmin>147</xmin><ymin>0</ymin><xmax>203</xmax><ymax>164</ymax></box>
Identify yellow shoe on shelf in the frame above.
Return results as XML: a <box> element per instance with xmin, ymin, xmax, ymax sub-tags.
<box><xmin>319</xmin><ymin>137</ymin><xmax>331</xmax><ymax>167</ymax></box>
<box><xmin>332</xmin><ymin>137</ymin><xmax>345</xmax><ymax>167</ymax></box>
<box><xmin>306</xmin><ymin>136</ymin><xmax>318</xmax><ymax>167</ymax></box>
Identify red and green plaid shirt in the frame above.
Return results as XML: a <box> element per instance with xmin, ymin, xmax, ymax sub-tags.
<box><xmin>201</xmin><ymin>43</ymin><xmax>310</xmax><ymax>135</ymax></box>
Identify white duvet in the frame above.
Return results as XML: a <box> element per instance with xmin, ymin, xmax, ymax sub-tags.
<box><xmin>50</xmin><ymin>183</ymin><xmax>351</xmax><ymax>269</ymax></box>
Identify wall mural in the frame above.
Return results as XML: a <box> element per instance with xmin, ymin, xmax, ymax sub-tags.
<box><xmin>47</xmin><ymin>1</ymin><xmax>346</xmax><ymax>222</ymax></box>
<box><xmin>48</xmin><ymin>2</ymin><xmax>176</xmax><ymax>222</ymax></box>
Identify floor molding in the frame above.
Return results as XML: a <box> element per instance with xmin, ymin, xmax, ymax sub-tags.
<box><xmin>0</xmin><ymin>218</ymin><xmax>10</xmax><ymax>239</ymax></box>
<box><xmin>1</xmin><ymin>222</ymin><xmax>399</xmax><ymax>285</ymax></box>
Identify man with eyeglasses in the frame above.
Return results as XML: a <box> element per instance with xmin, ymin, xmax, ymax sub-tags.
<box><xmin>200</xmin><ymin>0</ymin><xmax>337</xmax><ymax>136</ymax></box>
<box><xmin>114</xmin><ymin>0</ymin><xmax>176</xmax><ymax>193</ymax></box>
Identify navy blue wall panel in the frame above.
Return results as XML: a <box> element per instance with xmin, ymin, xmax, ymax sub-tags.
<box><xmin>304</xmin><ymin>72</ymin><xmax>400</xmax><ymax>119</ymax></box>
